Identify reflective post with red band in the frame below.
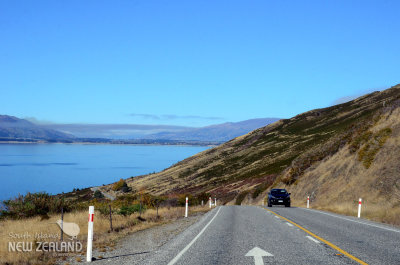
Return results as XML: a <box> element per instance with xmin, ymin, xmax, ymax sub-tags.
<box><xmin>307</xmin><ymin>196</ymin><xmax>310</xmax><ymax>209</ymax></box>
<box><xmin>185</xmin><ymin>197</ymin><xmax>188</xmax><ymax>218</ymax></box>
<box><xmin>209</xmin><ymin>197</ymin><xmax>212</xmax><ymax>208</ymax></box>
<box><xmin>87</xmin><ymin>206</ymin><xmax>94</xmax><ymax>262</ymax></box>
<box><xmin>358</xmin><ymin>198</ymin><xmax>362</xmax><ymax>218</ymax></box>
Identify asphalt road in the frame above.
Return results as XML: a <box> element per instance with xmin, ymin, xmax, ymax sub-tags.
<box><xmin>269</xmin><ymin>206</ymin><xmax>400</xmax><ymax>265</ymax></box>
<box><xmin>140</xmin><ymin>206</ymin><xmax>399</xmax><ymax>265</ymax></box>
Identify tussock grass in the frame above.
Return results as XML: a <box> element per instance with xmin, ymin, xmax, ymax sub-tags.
<box><xmin>277</xmin><ymin>106</ymin><xmax>400</xmax><ymax>227</ymax></box>
<box><xmin>258</xmin><ymin>115</ymin><xmax>399</xmax><ymax>226</ymax></box>
<box><xmin>0</xmin><ymin>206</ymin><xmax>210</xmax><ymax>265</ymax></box>
<box><xmin>303</xmin><ymin>202</ymin><xmax>400</xmax><ymax>226</ymax></box>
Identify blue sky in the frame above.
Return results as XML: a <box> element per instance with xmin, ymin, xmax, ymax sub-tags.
<box><xmin>1</xmin><ymin>0</ymin><xmax>399</xmax><ymax>126</ymax></box>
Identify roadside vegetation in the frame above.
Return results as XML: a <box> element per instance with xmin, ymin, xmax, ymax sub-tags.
<box><xmin>235</xmin><ymin>191</ymin><xmax>249</xmax><ymax>205</ymax></box>
<box><xmin>0</xmin><ymin>190</ymin><xmax>211</xmax><ymax>265</ymax></box>
<box><xmin>292</xmin><ymin>199</ymin><xmax>400</xmax><ymax>227</ymax></box>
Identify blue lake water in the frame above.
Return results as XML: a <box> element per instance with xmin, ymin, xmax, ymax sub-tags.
<box><xmin>0</xmin><ymin>144</ymin><xmax>209</xmax><ymax>201</ymax></box>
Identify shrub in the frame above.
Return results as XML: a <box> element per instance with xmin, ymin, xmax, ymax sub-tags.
<box><xmin>93</xmin><ymin>190</ymin><xmax>104</xmax><ymax>199</ymax></box>
<box><xmin>350</xmin><ymin>130</ymin><xmax>373</xmax><ymax>153</ymax></box>
<box><xmin>235</xmin><ymin>191</ymin><xmax>249</xmax><ymax>205</ymax></box>
<box><xmin>112</xmin><ymin>179</ymin><xmax>131</xmax><ymax>192</ymax></box>
<box><xmin>252</xmin><ymin>183</ymin><xmax>270</xmax><ymax>199</ymax></box>
<box><xmin>162</xmin><ymin>197</ymin><xmax>178</xmax><ymax>207</ymax></box>
<box><xmin>178</xmin><ymin>194</ymin><xmax>195</xmax><ymax>206</ymax></box>
<box><xmin>358</xmin><ymin>127</ymin><xmax>392</xmax><ymax>168</ymax></box>
<box><xmin>116</xmin><ymin>194</ymin><xmax>138</xmax><ymax>203</ymax></box>
<box><xmin>118</xmin><ymin>204</ymin><xmax>142</xmax><ymax>216</ymax></box>
<box><xmin>196</xmin><ymin>192</ymin><xmax>211</xmax><ymax>205</ymax></box>
<box><xmin>98</xmin><ymin>205</ymin><xmax>112</xmax><ymax>216</ymax></box>
<box><xmin>1</xmin><ymin>192</ymin><xmax>70</xmax><ymax>219</ymax></box>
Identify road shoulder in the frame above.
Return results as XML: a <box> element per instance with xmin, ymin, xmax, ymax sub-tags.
<box><xmin>61</xmin><ymin>211</ymin><xmax>209</xmax><ymax>265</ymax></box>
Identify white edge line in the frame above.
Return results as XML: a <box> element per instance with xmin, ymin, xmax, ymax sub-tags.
<box><xmin>286</xmin><ymin>222</ymin><xmax>293</xmax><ymax>227</ymax></box>
<box><xmin>167</xmin><ymin>207</ymin><xmax>222</xmax><ymax>265</ymax></box>
<box><xmin>306</xmin><ymin>235</ymin><xmax>320</xmax><ymax>243</ymax></box>
<box><xmin>275</xmin><ymin>216</ymin><xmax>280</xmax><ymax>219</ymax></box>
<box><xmin>302</xmin><ymin>208</ymin><xmax>400</xmax><ymax>233</ymax></box>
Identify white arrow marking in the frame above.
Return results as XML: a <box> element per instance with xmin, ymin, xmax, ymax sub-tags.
<box><xmin>245</xmin><ymin>247</ymin><xmax>273</xmax><ymax>265</ymax></box>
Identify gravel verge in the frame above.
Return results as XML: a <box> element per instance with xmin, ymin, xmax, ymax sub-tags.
<box><xmin>60</xmin><ymin>212</ymin><xmax>207</xmax><ymax>265</ymax></box>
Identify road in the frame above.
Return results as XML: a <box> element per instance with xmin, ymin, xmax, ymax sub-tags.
<box><xmin>142</xmin><ymin>206</ymin><xmax>400</xmax><ymax>265</ymax></box>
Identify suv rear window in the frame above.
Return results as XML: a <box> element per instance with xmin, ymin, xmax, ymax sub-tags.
<box><xmin>271</xmin><ymin>189</ymin><xmax>287</xmax><ymax>194</ymax></box>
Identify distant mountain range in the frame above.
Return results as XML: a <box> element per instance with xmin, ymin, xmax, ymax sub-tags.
<box><xmin>0</xmin><ymin>115</ymin><xmax>74</xmax><ymax>142</ymax></box>
<box><xmin>146</xmin><ymin>118</ymin><xmax>280</xmax><ymax>142</ymax></box>
<box><xmin>0</xmin><ymin>115</ymin><xmax>280</xmax><ymax>144</ymax></box>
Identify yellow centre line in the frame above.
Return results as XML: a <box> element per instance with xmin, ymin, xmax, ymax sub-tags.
<box><xmin>263</xmin><ymin>207</ymin><xmax>368</xmax><ymax>265</ymax></box>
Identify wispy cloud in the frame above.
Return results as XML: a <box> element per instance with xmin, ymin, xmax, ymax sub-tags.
<box><xmin>129</xmin><ymin>113</ymin><xmax>224</xmax><ymax>121</ymax></box>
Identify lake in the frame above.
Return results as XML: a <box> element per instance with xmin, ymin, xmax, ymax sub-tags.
<box><xmin>0</xmin><ymin>144</ymin><xmax>209</xmax><ymax>201</ymax></box>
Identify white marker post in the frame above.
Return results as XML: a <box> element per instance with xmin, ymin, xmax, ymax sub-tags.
<box><xmin>307</xmin><ymin>196</ymin><xmax>310</xmax><ymax>209</ymax></box>
<box><xmin>209</xmin><ymin>197</ymin><xmax>212</xmax><ymax>208</ymax></box>
<box><xmin>358</xmin><ymin>198</ymin><xmax>362</xmax><ymax>218</ymax></box>
<box><xmin>86</xmin><ymin>206</ymin><xmax>94</xmax><ymax>262</ymax></box>
<box><xmin>185</xmin><ymin>197</ymin><xmax>188</xmax><ymax>218</ymax></box>
<box><xmin>215</xmin><ymin>198</ymin><xmax>217</xmax><ymax>207</ymax></box>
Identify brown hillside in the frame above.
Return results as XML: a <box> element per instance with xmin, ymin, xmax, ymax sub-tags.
<box><xmin>104</xmin><ymin>84</ymin><xmax>400</xmax><ymax>223</ymax></box>
<box><xmin>279</xmin><ymin>105</ymin><xmax>400</xmax><ymax>225</ymax></box>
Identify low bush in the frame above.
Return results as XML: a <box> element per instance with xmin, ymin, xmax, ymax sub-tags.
<box><xmin>93</xmin><ymin>190</ymin><xmax>104</xmax><ymax>199</ymax></box>
<box><xmin>252</xmin><ymin>183</ymin><xmax>270</xmax><ymax>199</ymax></box>
<box><xmin>358</xmin><ymin>127</ymin><xmax>392</xmax><ymax>168</ymax></box>
<box><xmin>118</xmin><ymin>204</ymin><xmax>143</xmax><ymax>216</ymax></box>
<box><xmin>235</xmin><ymin>191</ymin><xmax>249</xmax><ymax>205</ymax></box>
<box><xmin>1</xmin><ymin>192</ymin><xmax>70</xmax><ymax>219</ymax></box>
<box><xmin>178</xmin><ymin>194</ymin><xmax>195</xmax><ymax>206</ymax></box>
<box><xmin>112</xmin><ymin>178</ymin><xmax>131</xmax><ymax>192</ymax></box>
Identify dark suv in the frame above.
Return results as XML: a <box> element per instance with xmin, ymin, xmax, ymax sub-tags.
<box><xmin>267</xmin><ymin>189</ymin><xmax>291</xmax><ymax>207</ymax></box>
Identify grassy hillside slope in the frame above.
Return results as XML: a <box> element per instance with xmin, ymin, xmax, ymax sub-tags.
<box><xmin>279</xmin><ymin>104</ymin><xmax>400</xmax><ymax>224</ymax></box>
<box><xmin>106</xmin><ymin>85</ymin><xmax>400</xmax><ymax>223</ymax></box>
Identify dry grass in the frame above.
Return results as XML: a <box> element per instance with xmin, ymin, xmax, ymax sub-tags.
<box><xmin>0</xmin><ymin>205</ymin><xmax>210</xmax><ymax>265</ymax></box>
<box><xmin>273</xmin><ymin>107</ymin><xmax>400</xmax><ymax>226</ymax></box>
<box><xmin>291</xmin><ymin>200</ymin><xmax>400</xmax><ymax>226</ymax></box>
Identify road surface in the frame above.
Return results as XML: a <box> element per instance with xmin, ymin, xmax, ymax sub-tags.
<box><xmin>90</xmin><ymin>186</ymin><xmax>116</xmax><ymax>200</ymax></box>
<box><xmin>141</xmin><ymin>206</ymin><xmax>399</xmax><ymax>265</ymax></box>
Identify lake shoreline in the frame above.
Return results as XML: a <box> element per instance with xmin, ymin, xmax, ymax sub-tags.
<box><xmin>0</xmin><ymin>141</ymin><xmax>218</xmax><ymax>147</ymax></box>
